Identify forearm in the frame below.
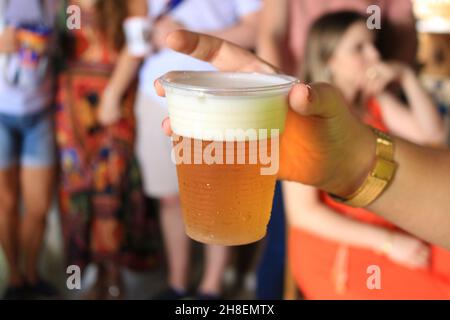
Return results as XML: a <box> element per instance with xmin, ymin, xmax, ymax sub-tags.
<box><xmin>0</xmin><ymin>31</ymin><xmax>7</xmax><ymax>53</ymax></box>
<box><xmin>106</xmin><ymin>49</ymin><xmax>142</xmax><ymax>98</ymax></box>
<box><xmin>284</xmin><ymin>181</ymin><xmax>391</xmax><ymax>252</ymax></box>
<box><xmin>158</xmin><ymin>30</ymin><xmax>450</xmax><ymax>250</ymax></box>
<box><xmin>0</xmin><ymin>28</ymin><xmax>17</xmax><ymax>54</ymax></box>
<box><xmin>207</xmin><ymin>14</ymin><xmax>259</xmax><ymax>49</ymax></box>
<box><xmin>257</xmin><ymin>35</ymin><xmax>284</xmax><ymax>69</ymax></box>
<box><xmin>401</xmin><ymin>69</ymin><xmax>446</xmax><ymax>143</ymax></box>
<box><xmin>257</xmin><ymin>0</ymin><xmax>288</xmax><ymax>68</ymax></box>
<box><xmin>105</xmin><ymin>0</ymin><xmax>146</xmax><ymax>96</ymax></box>
<box><xmin>368</xmin><ymin>138</ymin><xmax>450</xmax><ymax>249</ymax></box>
<box><xmin>292</xmin><ymin>204</ymin><xmax>390</xmax><ymax>252</ymax></box>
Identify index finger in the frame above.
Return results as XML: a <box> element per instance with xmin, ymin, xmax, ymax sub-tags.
<box><xmin>154</xmin><ymin>30</ymin><xmax>277</xmax><ymax>97</ymax></box>
<box><xmin>166</xmin><ymin>30</ymin><xmax>277</xmax><ymax>73</ymax></box>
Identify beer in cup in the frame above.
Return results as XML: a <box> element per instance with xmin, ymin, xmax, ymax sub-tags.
<box><xmin>159</xmin><ymin>71</ymin><xmax>297</xmax><ymax>245</ymax></box>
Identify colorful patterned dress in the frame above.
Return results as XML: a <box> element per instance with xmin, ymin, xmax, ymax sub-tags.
<box><xmin>55</xmin><ymin>4</ymin><xmax>159</xmax><ymax>271</ymax></box>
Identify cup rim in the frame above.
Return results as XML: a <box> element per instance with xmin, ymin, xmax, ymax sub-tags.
<box><xmin>158</xmin><ymin>71</ymin><xmax>299</xmax><ymax>95</ymax></box>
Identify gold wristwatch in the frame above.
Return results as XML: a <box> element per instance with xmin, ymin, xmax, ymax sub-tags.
<box><xmin>331</xmin><ymin>127</ymin><xmax>397</xmax><ymax>208</ymax></box>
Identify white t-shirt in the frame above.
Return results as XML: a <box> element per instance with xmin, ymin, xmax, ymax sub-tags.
<box><xmin>139</xmin><ymin>0</ymin><xmax>261</xmax><ymax>101</ymax></box>
<box><xmin>0</xmin><ymin>0</ymin><xmax>57</xmax><ymax>115</ymax></box>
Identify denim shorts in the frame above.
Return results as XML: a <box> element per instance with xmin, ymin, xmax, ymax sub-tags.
<box><xmin>0</xmin><ymin>109</ymin><xmax>55</xmax><ymax>169</ymax></box>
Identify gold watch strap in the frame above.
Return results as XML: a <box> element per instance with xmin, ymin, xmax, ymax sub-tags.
<box><xmin>331</xmin><ymin>127</ymin><xmax>397</xmax><ymax>208</ymax></box>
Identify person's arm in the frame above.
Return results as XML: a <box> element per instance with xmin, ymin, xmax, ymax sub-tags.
<box><xmin>257</xmin><ymin>0</ymin><xmax>288</xmax><ymax>68</ymax></box>
<box><xmin>156</xmin><ymin>31</ymin><xmax>450</xmax><ymax>249</ymax></box>
<box><xmin>152</xmin><ymin>10</ymin><xmax>259</xmax><ymax>51</ymax></box>
<box><xmin>97</xmin><ymin>0</ymin><xmax>147</xmax><ymax>126</ymax></box>
<box><xmin>283</xmin><ymin>182</ymin><xmax>430</xmax><ymax>268</ymax></box>
<box><xmin>367</xmin><ymin>138</ymin><xmax>450</xmax><ymax>250</ymax></box>
<box><xmin>0</xmin><ymin>27</ymin><xmax>17</xmax><ymax>54</ymax></box>
<box><xmin>127</xmin><ymin>0</ymin><xmax>148</xmax><ymax>14</ymax></box>
<box><xmin>207</xmin><ymin>11</ymin><xmax>260</xmax><ymax>49</ymax></box>
<box><xmin>283</xmin><ymin>183</ymin><xmax>390</xmax><ymax>250</ymax></box>
<box><xmin>97</xmin><ymin>50</ymin><xmax>142</xmax><ymax>125</ymax></box>
<box><xmin>376</xmin><ymin>65</ymin><xmax>446</xmax><ymax>145</ymax></box>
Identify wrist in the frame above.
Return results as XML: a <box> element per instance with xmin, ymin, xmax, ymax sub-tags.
<box><xmin>327</xmin><ymin>124</ymin><xmax>376</xmax><ymax>198</ymax></box>
<box><xmin>103</xmin><ymin>86</ymin><xmax>121</xmax><ymax>101</ymax></box>
<box><xmin>328</xmin><ymin>126</ymin><xmax>397</xmax><ymax>208</ymax></box>
<box><xmin>399</xmin><ymin>65</ymin><xmax>414</xmax><ymax>85</ymax></box>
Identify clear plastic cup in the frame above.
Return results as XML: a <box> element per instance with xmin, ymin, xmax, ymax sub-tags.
<box><xmin>159</xmin><ymin>71</ymin><xmax>297</xmax><ymax>245</ymax></box>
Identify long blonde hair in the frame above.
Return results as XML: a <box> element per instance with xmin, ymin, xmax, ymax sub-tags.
<box><xmin>301</xmin><ymin>11</ymin><xmax>369</xmax><ymax>83</ymax></box>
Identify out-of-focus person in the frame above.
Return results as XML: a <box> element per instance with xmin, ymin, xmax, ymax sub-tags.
<box><xmin>55</xmin><ymin>0</ymin><xmax>158</xmax><ymax>300</ymax></box>
<box><xmin>0</xmin><ymin>0</ymin><xmax>60</xmax><ymax>300</ymax></box>
<box><xmin>136</xmin><ymin>0</ymin><xmax>261</xmax><ymax>300</ymax></box>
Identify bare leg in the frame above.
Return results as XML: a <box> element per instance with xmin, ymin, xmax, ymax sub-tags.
<box><xmin>159</xmin><ymin>195</ymin><xmax>190</xmax><ymax>291</ymax></box>
<box><xmin>198</xmin><ymin>245</ymin><xmax>229</xmax><ymax>295</ymax></box>
<box><xmin>20</xmin><ymin>166</ymin><xmax>54</xmax><ymax>284</ymax></box>
<box><xmin>0</xmin><ymin>167</ymin><xmax>21</xmax><ymax>286</ymax></box>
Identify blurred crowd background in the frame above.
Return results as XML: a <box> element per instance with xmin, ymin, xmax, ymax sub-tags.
<box><xmin>0</xmin><ymin>0</ymin><xmax>450</xmax><ymax>300</ymax></box>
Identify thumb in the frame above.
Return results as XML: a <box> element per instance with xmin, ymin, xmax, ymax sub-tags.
<box><xmin>289</xmin><ymin>82</ymin><xmax>346</xmax><ymax>118</ymax></box>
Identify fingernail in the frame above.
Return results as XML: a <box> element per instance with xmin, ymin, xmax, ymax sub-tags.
<box><xmin>306</xmin><ymin>85</ymin><xmax>313</xmax><ymax>102</ymax></box>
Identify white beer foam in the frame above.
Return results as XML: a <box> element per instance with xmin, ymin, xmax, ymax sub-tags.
<box><xmin>162</xmin><ymin>72</ymin><xmax>295</xmax><ymax>141</ymax></box>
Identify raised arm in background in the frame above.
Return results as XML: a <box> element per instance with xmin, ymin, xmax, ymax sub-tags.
<box><xmin>257</xmin><ymin>0</ymin><xmax>289</xmax><ymax>69</ymax></box>
<box><xmin>97</xmin><ymin>0</ymin><xmax>148</xmax><ymax>126</ymax></box>
<box><xmin>0</xmin><ymin>27</ymin><xmax>17</xmax><ymax>54</ymax></box>
<box><xmin>365</xmin><ymin>62</ymin><xmax>447</xmax><ymax>146</ymax></box>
